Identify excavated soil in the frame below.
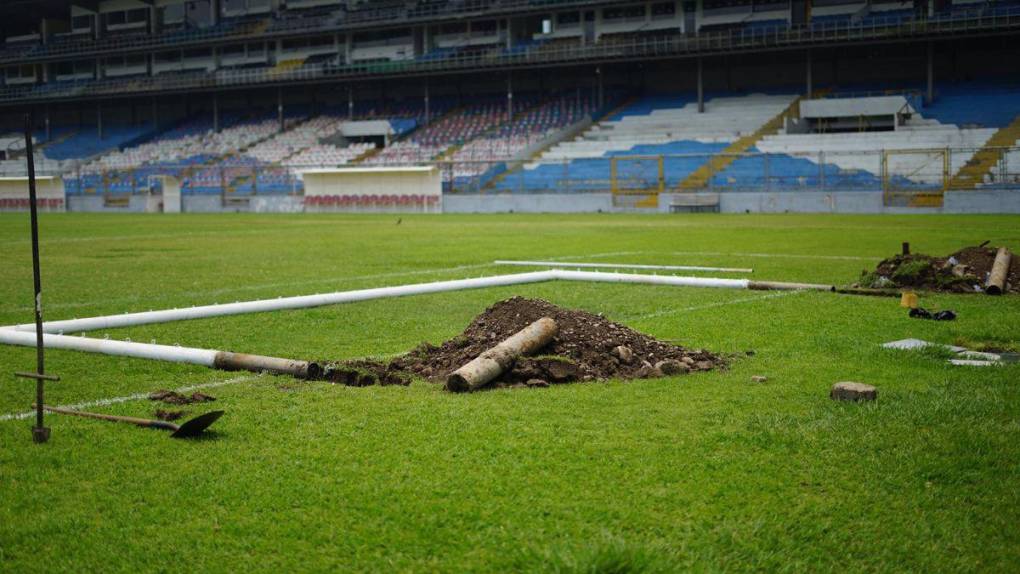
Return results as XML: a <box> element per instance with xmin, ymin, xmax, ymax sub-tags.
<box><xmin>857</xmin><ymin>245</ymin><xmax>1018</xmax><ymax>293</ymax></box>
<box><xmin>154</xmin><ymin>409</ymin><xmax>185</xmax><ymax>421</ymax></box>
<box><xmin>148</xmin><ymin>390</ymin><xmax>217</xmax><ymax>405</ymax></box>
<box><xmin>322</xmin><ymin>297</ymin><xmax>724</xmax><ymax>389</ymax></box>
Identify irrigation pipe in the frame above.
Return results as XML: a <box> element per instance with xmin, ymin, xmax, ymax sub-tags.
<box><xmin>4</xmin><ymin>270</ymin><xmax>831</xmax><ymax>336</ymax></box>
<box><xmin>494</xmin><ymin>260</ymin><xmax>754</xmax><ymax>273</ymax></box>
<box><xmin>0</xmin><ymin>330</ymin><xmax>320</xmax><ymax>379</ymax></box>
<box><xmin>0</xmin><ymin>270</ymin><xmax>832</xmax><ymax>370</ymax></box>
<box><xmin>6</xmin><ymin>271</ymin><xmax>557</xmax><ymax>335</ymax></box>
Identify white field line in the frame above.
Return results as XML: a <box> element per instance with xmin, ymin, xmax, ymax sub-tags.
<box><xmin>669</xmin><ymin>250</ymin><xmax>875</xmax><ymax>261</ymax></box>
<box><xmin>494</xmin><ymin>260</ymin><xmax>754</xmax><ymax>273</ymax></box>
<box><xmin>630</xmin><ymin>290</ymin><xmax>804</xmax><ymax>321</ymax></box>
<box><xmin>0</xmin><ymin>374</ymin><xmax>259</xmax><ymax>422</ymax></box>
<box><xmin>1</xmin><ymin>252</ymin><xmax>639</xmax><ymax>315</ymax></box>
<box><xmin>537</xmin><ymin>251</ymin><xmax>645</xmax><ymax>261</ymax></box>
<box><xmin>0</xmin><ymin>221</ymin><xmax>372</xmax><ymax>247</ymax></box>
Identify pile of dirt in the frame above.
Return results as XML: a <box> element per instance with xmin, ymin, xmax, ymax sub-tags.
<box><xmin>148</xmin><ymin>390</ymin><xmax>217</xmax><ymax>405</ymax></box>
<box><xmin>154</xmin><ymin>409</ymin><xmax>185</xmax><ymax>421</ymax></box>
<box><xmin>856</xmin><ymin>245</ymin><xmax>1018</xmax><ymax>293</ymax></box>
<box><xmin>322</xmin><ymin>297</ymin><xmax>724</xmax><ymax>389</ymax></box>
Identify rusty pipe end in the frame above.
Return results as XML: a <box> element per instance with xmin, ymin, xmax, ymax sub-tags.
<box><xmin>445</xmin><ymin>373</ymin><xmax>471</xmax><ymax>393</ymax></box>
<box><xmin>213</xmin><ymin>351</ymin><xmax>319</xmax><ymax>380</ymax></box>
<box><xmin>304</xmin><ymin>361</ymin><xmax>323</xmax><ymax>380</ymax></box>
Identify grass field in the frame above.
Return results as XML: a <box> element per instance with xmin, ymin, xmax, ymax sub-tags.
<box><xmin>1</xmin><ymin>213</ymin><xmax>1019</xmax><ymax>573</ymax></box>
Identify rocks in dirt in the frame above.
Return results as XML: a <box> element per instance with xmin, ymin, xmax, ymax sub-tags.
<box><xmin>525</xmin><ymin>378</ymin><xmax>550</xmax><ymax>388</ymax></box>
<box><xmin>830</xmin><ymin>381</ymin><xmax>877</xmax><ymax>402</ymax></box>
<box><xmin>856</xmin><ymin>245</ymin><xmax>1019</xmax><ymax>293</ymax></box>
<box><xmin>148</xmin><ymin>390</ymin><xmax>216</xmax><ymax>405</ymax></box>
<box><xmin>634</xmin><ymin>361</ymin><xmax>657</xmax><ymax>379</ymax></box>
<box><xmin>655</xmin><ymin>359</ymin><xmax>689</xmax><ymax>376</ymax></box>
<box><xmin>611</xmin><ymin>345</ymin><xmax>634</xmax><ymax>364</ymax></box>
<box><xmin>751</xmin><ymin>375</ymin><xmax>768</xmax><ymax>383</ymax></box>
<box><xmin>326</xmin><ymin>297</ymin><xmax>725</xmax><ymax>389</ymax></box>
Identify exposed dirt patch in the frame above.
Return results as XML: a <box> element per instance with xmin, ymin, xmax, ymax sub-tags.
<box><xmin>856</xmin><ymin>245</ymin><xmax>1018</xmax><ymax>293</ymax></box>
<box><xmin>322</xmin><ymin>297</ymin><xmax>724</xmax><ymax>390</ymax></box>
<box><xmin>155</xmin><ymin>409</ymin><xmax>185</xmax><ymax>421</ymax></box>
<box><xmin>322</xmin><ymin>360</ymin><xmax>411</xmax><ymax>387</ymax></box>
<box><xmin>148</xmin><ymin>390</ymin><xmax>217</xmax><ymax>405</ymax></box>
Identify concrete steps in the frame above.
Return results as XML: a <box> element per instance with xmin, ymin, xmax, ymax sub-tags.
<box><xmin>948</xmin><ymin>114</ymin><xmax>1020</xmax><ymax>190</ymax></box>
<box><xmin>678</xmin><ymin>95</ymin><xmax>807</xmax><ymax>191</ymax></box>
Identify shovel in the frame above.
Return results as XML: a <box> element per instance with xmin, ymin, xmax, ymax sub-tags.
<box><xmin>41</xmin><ymin>405</ymin><xmax>224</xmax><ymax>439</ymax></box>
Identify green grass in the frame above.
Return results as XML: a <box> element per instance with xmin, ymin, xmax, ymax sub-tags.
<box><xmin>1</xmin><ymin>213</ymin><xmax>1019</xmax><ymax>573</ymax></box>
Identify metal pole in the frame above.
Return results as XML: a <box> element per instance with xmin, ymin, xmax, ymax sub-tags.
<box><xmin>506</xmin><ymin>74</ymin><xmax>513</xmax><ymax>123</ymax></box>
<box><xmin>805</xmin><ymin>50</ymin><xmax>813</xmax><ymax>98</ymax></box>
<box><xmin>213</xmin><ymin>94</ymin><xmax>220</xmax><ymax>133</ymax></box>
<box><xmin>697</xmin><ymin>58</ymin><xmax>704</xmax><ymax>113</ymax></box>
<box><xmin>277</xmin><ymin>88</ymin><xmax>284</xmax><ymax>132</ymax></box>
<box><xmin>24</xmin><ymin>113</ymin><xmax>50</xmax><ymax>444</ymax></box>
<box><xmin>424</xmin><ymin>83</ymin><xmax>430</xmax><ymax>126</ymax></box>
<box><xmin>925</xmin><ymin>41</ymin><xmax>934</xmax><ymax>105</ymax></box>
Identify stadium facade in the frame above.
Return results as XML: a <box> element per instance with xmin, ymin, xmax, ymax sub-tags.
<box><xmin>0</xmin><ymin>0</ymin><xmax>1018</xmax><ymax>213</ymax></box>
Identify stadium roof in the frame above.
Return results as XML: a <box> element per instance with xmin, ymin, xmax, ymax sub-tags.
<box><xmin>0</xmin><ymin>0</ymin><xmax>77</xmax><ymax>34</ymax></box>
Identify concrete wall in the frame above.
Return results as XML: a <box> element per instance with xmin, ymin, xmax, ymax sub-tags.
<box><xmin>62</xmin><ymin>190</ymin><xmax>1020</xmax><ymax>214</ymax></box>
<box><xmin>943</xmin><ymin>190</ymin><xmax>1020</xmax><ymax>214</ymax></box>
<box><xmin>183</xmin><ymin>195</ymin><xmax>227</xmax><ymax>212</ymax></box>
<box><xmin>251</xmin><ymin>195</ymin><xmax>303</xmax><ymax>213</ymax></box>
<box><xmin>0</xmin><ymin>176</ymin><xmax>66</xmax><ymax>212</ymax></box>
<box><xmin>444</xmin><ymin>191</ymin><xmax>1020</xmax><ymax>214</ymax></box>
<box><xmin>67</xmin><ymin>195</ymin><xmax>149</xmax><ymax>212</ymax></box>
<box><xmin>445</xmin><ymin>193</ymin><xmax>613</xmax><ymax>213</ymax></box>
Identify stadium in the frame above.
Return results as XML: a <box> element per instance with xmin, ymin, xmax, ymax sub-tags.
<box><xmin>1</xmin><ymin>0</ymin><xmax>1019</xmax><ymax>572</ymax></box>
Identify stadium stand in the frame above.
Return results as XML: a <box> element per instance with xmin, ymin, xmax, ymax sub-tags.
<box><xmin>446</xmin><ymin>93</ymin><xmax>598</xmax><ymax>183</ymax></box>
<box><xmin>362</xmin><ymin>95</ymin><xmax>541</xmax><ymax>168</ymax></box>
<box><xmin>495</xmin><ymin>93</ymin><xmax>797</xmax><ymax>192</ymax></box>
<box><xmin>2</xmin><ymin>0</ymin><xmax>1019</xmax><ymax>213</ymax></box>
<box><xmin>74</xmin><ymin>112</ymin><xmax>285</xmax><ymax>194</ymax></box>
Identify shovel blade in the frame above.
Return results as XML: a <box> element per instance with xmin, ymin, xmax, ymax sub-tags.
<box><xmin>170</xmin><ymin>410</ymin><xmax>225</xmax><ymax>439</ymax></box>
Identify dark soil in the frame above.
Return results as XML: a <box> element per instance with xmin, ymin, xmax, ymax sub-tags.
<box><xmin>148</xmin><ymin>390</ymin><xmax>217</xmax><ymax>405</ymax></box>
<box><xmin>857</xmin><ymin>245</ymin><xmax>1018</xmax><ymax>293</ymax></box>
<box><xmin>321</xmin><ymin>360</ymin><xmax>412</xmax><ymax>387</ymax></box>
<box><xmin>322</xmin><ymin>297</ymin><xmax>724</xmax><ymax>390</ymax></box>
<box><xmin>154</xmin><ymin>409</ymin><xmax>185</xmax><ymax>421</ymax></box>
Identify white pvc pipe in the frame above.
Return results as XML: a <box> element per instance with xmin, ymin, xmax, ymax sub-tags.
<box><xmin>495</xmin><ymin>260</ymin><xmax>754</xmax><ymax>273</ymax></box>
<box><xmin>554</xmin><ymin>269</ymin><xmax>749</xmax><ymax>289</ymax></box>
<box><xmin>10</xmin><ymin>270</ymin><xmax>559</xmax><ymax>334</ymax></box>
<box><xmin>7</xmin><ymin>270</ymin><xmax>753</xmax><ymax>335</ymax></box>
<box><xmin>0</xmin><ymin>328</ymin><xmax>218</xmax><ymax>366</ymax></box>
<box><xmin>0</xmin><ymin>270</ymin><xmax>757</xmax><ymax>367</ymax></box>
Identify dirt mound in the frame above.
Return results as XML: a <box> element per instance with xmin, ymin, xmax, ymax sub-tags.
<box><xmin>857</xmin><ymin>245</ymin><xmax>1018</xmax><ymax>293</ymax></box>
<box><xmin>323</xmin><ymin>297</ymin><xmax>724</xmax><ymax>389</ymax></box>
<box><xmin>148</xmin><ymin>390</ymin><xmax>217</xmax><ymax>405</ymax></box>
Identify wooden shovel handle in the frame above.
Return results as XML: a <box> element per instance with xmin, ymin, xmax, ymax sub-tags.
<box><xmin>41</xmin><ymin>405</ymin><xmax>178</xmax><ymax>432</ymax></box>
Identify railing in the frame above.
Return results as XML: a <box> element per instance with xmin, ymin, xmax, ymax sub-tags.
<box><xmin>46</xmin><ymin>146</ymin><xmax>1020</xmax><ymax>198</ymax></box>
<box><xmin>3</xmin><ymin>8</ymin><xmax>1019</xmax><ymax>106</ymax></box>
<box><xmin>437</xmin><ymin>148</ymin><xmax>1020</xmax><ymax>195</ymax></box>
<box><xmin>0</xmin><ymin>0</ymin><xmax>626</xmax><ymax>65</ymax></box>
